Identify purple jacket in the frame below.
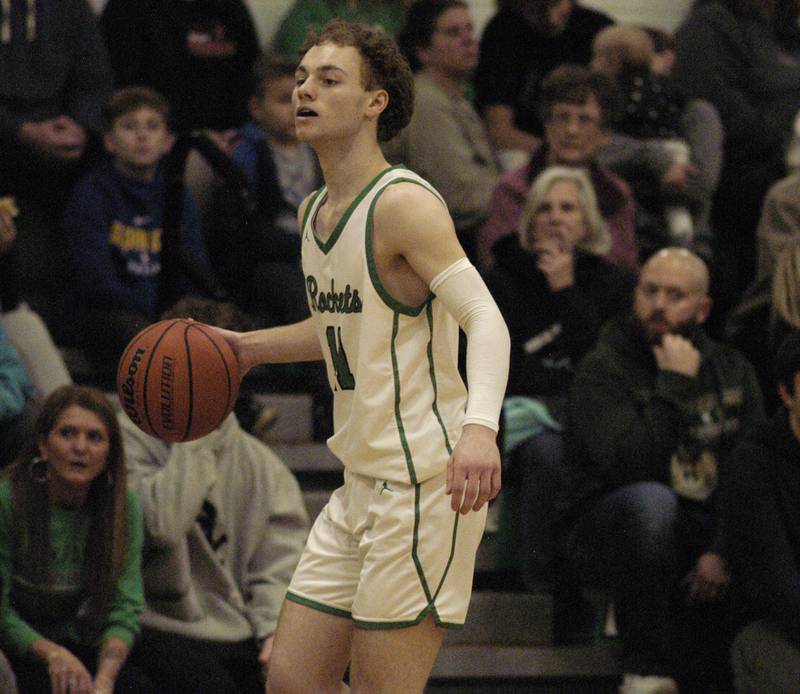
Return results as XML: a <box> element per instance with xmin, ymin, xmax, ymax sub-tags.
<box><xmin>477</xmin><ymin>144</ymin><xmax>639</xmax><ymax>273</ymax></box>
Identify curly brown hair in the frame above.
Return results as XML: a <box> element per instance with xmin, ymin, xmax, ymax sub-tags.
<box><xmin>299</xmin><ymin>19</ymin><xmax>414</xmax><ymax>142</ymax></box>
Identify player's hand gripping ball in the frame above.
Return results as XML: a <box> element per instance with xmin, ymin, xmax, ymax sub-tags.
<box><xmin>116</xmin><ymin>319</ymin><xmax>240</xmax><ymax>442</ymax></box>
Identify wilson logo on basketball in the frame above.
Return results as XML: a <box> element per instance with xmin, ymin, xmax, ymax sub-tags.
<box><xmin>160</xmin><ymin>355</ymin><xmax>176</xmax><ymax>431</ymax></box>
<box><xmin>116</xmin><ymin>318</ymin><xmax>241</xmax><ymax>442</ymax></box>
<box><xmin>120</xmin><ymin>347</ymin><xmax>147</xmax><ymax>425</ymax></box>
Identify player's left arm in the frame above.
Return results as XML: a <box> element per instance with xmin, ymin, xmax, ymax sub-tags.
<box><xmin>374</xmin><ymin>184</ymin><xmax>510</xmax><ymax>514</ymax></box>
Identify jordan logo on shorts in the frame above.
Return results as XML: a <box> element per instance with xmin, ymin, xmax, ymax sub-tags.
<box><xmin>380</xmin><ymin>480</ymin><xmax>393</xmax><ymax>494</ymax></box>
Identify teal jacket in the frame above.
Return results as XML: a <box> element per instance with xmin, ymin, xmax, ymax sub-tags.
<box><xmin>0</xmin><ymin>322</ymin><xmax>32</xmax><ymax>422</ymax></box>
<box><xmin>560</xmin><ymin>315</ymin><xmax>765</xmax><ymax>546</ymax></box>
<box><xmin>0</xmin><ymin>482</ymin><xmax>145</xmax><ymax>656</ymax></box>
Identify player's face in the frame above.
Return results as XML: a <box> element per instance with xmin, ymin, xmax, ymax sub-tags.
<box><xmin>251</xmin><ymin>75</ymin><xmax>298</xmax><ymax>144</ymax></box>
<box><xmin>38</xmin><ymin>405</ymin><xmax>111</xmax><ymax>500</ymax></box>
<box><xmin>104</xmin><ymin>106</ymin><xmax>172</xmax><ymax>179</ymax></box>
<box><xmin>634</xmin><ymin>257</ymin><xmax>710</xmax><ymax>343</ymax></box>
<box><xmin>545</xmin><ymin>96</ymin><xmax>604</xmax><ymax>166</ymax></box>
<box><xmin>529</xmin><ymin>179</ymin><xmax>587</xmax><ymax>252</ymax></box>
<box><xmin>293</xmin><ymin>43</ymin><xmax>378</xmax><ymax>144</ymax></box>
<box><xmin>418</xmin><ymin>6</ymin><xmax>478</xmax><ymax>78</ymax></box>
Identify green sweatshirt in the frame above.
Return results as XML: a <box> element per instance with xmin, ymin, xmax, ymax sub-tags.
<box><xmin>0</xmin><ymin>481</ymin><xmax>144</xmax><ymax>657</ymax></box>
<box><xmin>559</xmin><ymin>315</ymin><xmax>765</xmax><ymax>543</ymax></box>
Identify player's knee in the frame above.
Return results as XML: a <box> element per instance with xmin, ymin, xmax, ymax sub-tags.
<box><xmin>267</xmin><ymin>661</ymin><xmax>344</xmax><ymax>694</ymax></box>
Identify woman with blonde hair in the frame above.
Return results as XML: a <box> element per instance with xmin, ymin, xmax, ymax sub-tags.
<box><xmin>485</xmin><ymin>165</ymin><xmax>635</xmax><ymax>592</ymax></box>
<box><xmin>487</xmin><ymin>165</ymin><xmax>632</xmax><ymax>419</ymax></box>
<box><xmin>0</xmin><ymin>385</ymin><xmax>154</xmax><ymax>694</ymax></box>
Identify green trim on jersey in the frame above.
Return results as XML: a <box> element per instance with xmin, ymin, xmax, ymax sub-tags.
<box><xmin>411</xmin><ymin>484</ymin><xmax>434</xmax><ymax>604</ymax></box>
<box><xmin>285</xmin><ymin>592</ymin><xmax>352</xmax><ymax>619</ymax></box>
<box><xmin>391</xmin><ymin>311</ymin><xmax>418</xmax><ymax>484</ymax></box>
<box><xmin>426</xmin><ymin>301</ymin><xmax>454</xmax><ymax>457</ymax></box>
<box><xmin>431</xmin><ymin>511</ymin><xmax>460</xmax><ymax>602</ymax></box>
<box><xmin>300</xmin><ymin>187</ymin><xmax>325</xmax><ymax>234</ymax></box>
<box><xmin>353</xmin><ymin>611</ymin><xmax>463</xmax><ymax>631</ymax></box>
<box><xmin>311</xmin><ymin>165</ymin><xmax>402</xmax><ymax>254</ymax></box>
<box><xmin>365</xmin><ymin>177</ymin><xmax>439</xmax><ymax>316</ymax></box>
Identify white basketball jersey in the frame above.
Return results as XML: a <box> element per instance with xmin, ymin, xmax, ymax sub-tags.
<box><xmin>301</xmin><ymin>165</ymin><xmax>467</xmax><ymax>484</ymax></box>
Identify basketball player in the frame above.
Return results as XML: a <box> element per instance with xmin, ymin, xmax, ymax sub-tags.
<box><xmin>217</xmin><ymin>19</ymin><xmax>510</xmax><ymax>693</ymax></box>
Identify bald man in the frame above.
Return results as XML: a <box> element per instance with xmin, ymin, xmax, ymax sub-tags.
<box><xmin>556</xmin><ymin>248</ymin><xmax>765</xmax><ymax>694</ymax></box>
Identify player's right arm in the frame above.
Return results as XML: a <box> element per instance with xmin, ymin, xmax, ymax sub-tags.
<box><xmin>217</xmin><ymin>317</ymin><xmax>322</xmax><ymax>376</ymax></box>
<box><xmin>214</xmin><ymin>194</ymin><xmax>323</xmax><ymax>375</ymax></box>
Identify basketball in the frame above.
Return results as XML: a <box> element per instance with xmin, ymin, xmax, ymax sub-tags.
<box><xmin>116</xmin><ymin>318</ymin><xmax>240</xmax><ymax>442</ymax></box>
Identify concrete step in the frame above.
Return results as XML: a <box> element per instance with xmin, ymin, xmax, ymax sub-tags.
<box><xmin>447</xmin><ymin>591</ymin><xmax>552</xmax><ymax>646</ymax></box>
<box><xmin>431</xmin><ymin>643</ymin><xmax>621</xmax><ymax>681</ymax></box>
<box><xmin>272</xmin><ymin>442</ymin><xmax>342</xmax><ymax>474</ymax></box>
<box><xmin>252</xmin><ymin>392</ymin><xmax>314</xmax><ymax>443</ymax></box>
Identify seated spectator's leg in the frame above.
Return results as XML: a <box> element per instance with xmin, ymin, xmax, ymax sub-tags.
<box><xmin>5</xmin><ymin>657</ymin><xmax>50</xmax><ymax>694</ymax></box>
<box><xmin>2</xmin><ymin>302</ymin><xmax>72</xmax><ymax>397</ymax></box>
<box><xmin>110</xmin><ymin>658</ymin><xmax>157</xmax><ymax>693</ymax></box>
<box><xmin>567</xmin><ymin>481</ymin><xmax>679</xmax><ymax>675</ymax></box>
<box><xmin>731</xmin><ymin>618</ymin><xmax>800</xmax><ymax>694</ymax></box>
<box><xmin>513</xmin><ymin>429</ymin><xmax>564</xmax><ymax>591</ymax></box>
<box><xmin>0</xmin><ymin>650</ymin><xmax>18</xmax><ymax>694</ymax></box>
<box><xmin>215</xmin><ymin>638</ymin><xmax>265</xmax><ymax>694</ymax></box>
<box><xmin>131</xmin><ymin>626</ymin><xmax>249</xmax><ymax>694</ymax></box>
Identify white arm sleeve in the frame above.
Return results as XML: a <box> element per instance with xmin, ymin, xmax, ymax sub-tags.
<box><xmin>430</xmin><ymin>257</ymin><xmax>510</xmax><ymax>432</ymax></box>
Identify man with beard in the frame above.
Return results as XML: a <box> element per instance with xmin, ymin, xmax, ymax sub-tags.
<box><xmin>557</xmin><ymin>248</ymin><xmax>764</xmax><ymax>694</ymax></box>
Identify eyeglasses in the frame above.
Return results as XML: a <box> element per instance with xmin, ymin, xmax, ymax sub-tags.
<box><xmin>548</xmin><ymin>109</ymin><xmax>601</xmax><ymax>128</ymax></box>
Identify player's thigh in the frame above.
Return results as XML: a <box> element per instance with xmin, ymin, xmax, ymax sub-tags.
<box><xmin>349</xmin><ymin>614</ymin><xmax>445</xmax><ymax>694</ymax></box>
<box><xmin>267</xmin><ymin>599</ymin><xmax>353</xmax><ymax>694</ymax></box>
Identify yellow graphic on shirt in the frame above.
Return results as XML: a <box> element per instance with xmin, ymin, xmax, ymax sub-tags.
<box><xmin>670</xmin><ymin>448</ymin><xmax>718</xmax><ymax>502</ymax></box>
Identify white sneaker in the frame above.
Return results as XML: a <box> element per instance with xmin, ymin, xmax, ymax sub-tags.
<box><xmin>619</xmin><ymin>673</ymin><xmax>679</xmax><ymax>694</ymax></box>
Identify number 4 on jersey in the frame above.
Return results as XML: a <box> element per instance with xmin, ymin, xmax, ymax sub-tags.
<box><xmin>325</xmin><ymin>326</ymin><xmax>355</xmax><ymax>390</ymax></box>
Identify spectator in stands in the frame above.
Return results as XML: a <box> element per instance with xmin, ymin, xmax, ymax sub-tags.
<box><xmin>722</xmin><ymin>331</ymin><xmax>800</xmax><ymax>693</ymax></box>
<box><xmin>208</xmin><ymin>53</ymin><xmax>319</xmax><ymax>328</ymax></box>
<box><xmin>591</xmin><ymin>24</ymin><xmax>723</xmax><ymax>257</ymax></box>
<box><xmin>674</xmin><ymin>0</ymin><xmax>800</xmax><ymax>305</ymax></box>
<box><xmin>721</xmin><ymin>332</ymin><xmax>800</xmax><ymax>694</ymax></box>
<box><xmin>100</xmin><ymin>0</ymin><xmax>260</xmax><ymax>144</ymax></box>
<box><xmin>122</xmin><ymin>297</ymin><xmax>309</xmax><ymax>694</ymax></box>
<box><xmin>485</xmin><ymin>166</ymin><xmax>634</xmax><ymax>593</ymax></box>
<box><xmin>388</xmin><ymin>0</ymin><xmax>500</xmax><ymax>263</ymax></box>
<box><xmin>559</xmin><ymin>248</ymin><xmax>764</xmax><ymax>693</ymax></box>
<box><xmin>62</xmin><ymin>86</ymin><xmax>210</xmax><ymax>379</ymax></box>
<box><xmin>0</xmin><ymin>0</ymin><xmax>113</xmax><ymax>331</ymax></box>
<box><xmin>272</xmin><ymin>0</ymin><xmax>407</xmax><ymax>59</ymax></box>
<box><xmin>0</xmin><ymin>321</ymin><xmax>36</xmax><ymax>469</ymax></box>
<box><xmin>755</xmin><ymin>172</ymin><xmax>800</xmax><ymax>282</ymax></box>
<box><xmin>642</xmin><ymin>26</ymin><xmax>677</xmax><ymax>77</ymax></box>
<box><xmin>726</xmin><ymin>240</ymin><xmax>800</xmax><ymax>415</ymax></box>
<box><xmin>0</xmin><ymin>385</ymin><xmax>153</xmax><ymax>694</ymax></box>
<box><xmin>474</xmin><ymin>0</ymin><xmax>613</xmax><ymax>164</ymax></box>
<box><xmin>477</xmin><ymin>64</ymin><xmax>638</xmax><ymax>273</ymax></box>
<box><xmin>0</xmin><ymin>205</ymin><xmax>38</xmax><ymax>465</ymax></box>
<box><xmin>0</xmin><ymin>0</ymin><xmax>112</xmax><ymax>209</ymax></box>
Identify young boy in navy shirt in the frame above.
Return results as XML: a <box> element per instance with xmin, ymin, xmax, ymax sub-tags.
<box><xmin>63</xmin><ymin>86</ymin><xmax>210</xmax><ymax>378</ymax></box>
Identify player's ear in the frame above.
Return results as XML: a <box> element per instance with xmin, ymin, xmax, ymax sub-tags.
<box><xmin>366</xmin><ymin>88</ymin><xmax>389</xmax><ymax>118</ymax></box>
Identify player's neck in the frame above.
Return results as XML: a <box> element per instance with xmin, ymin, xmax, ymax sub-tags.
<box><xmin>316</xmin><ymin>136</ymin><xmax>389</xmax><ymax>204</ymax></box>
